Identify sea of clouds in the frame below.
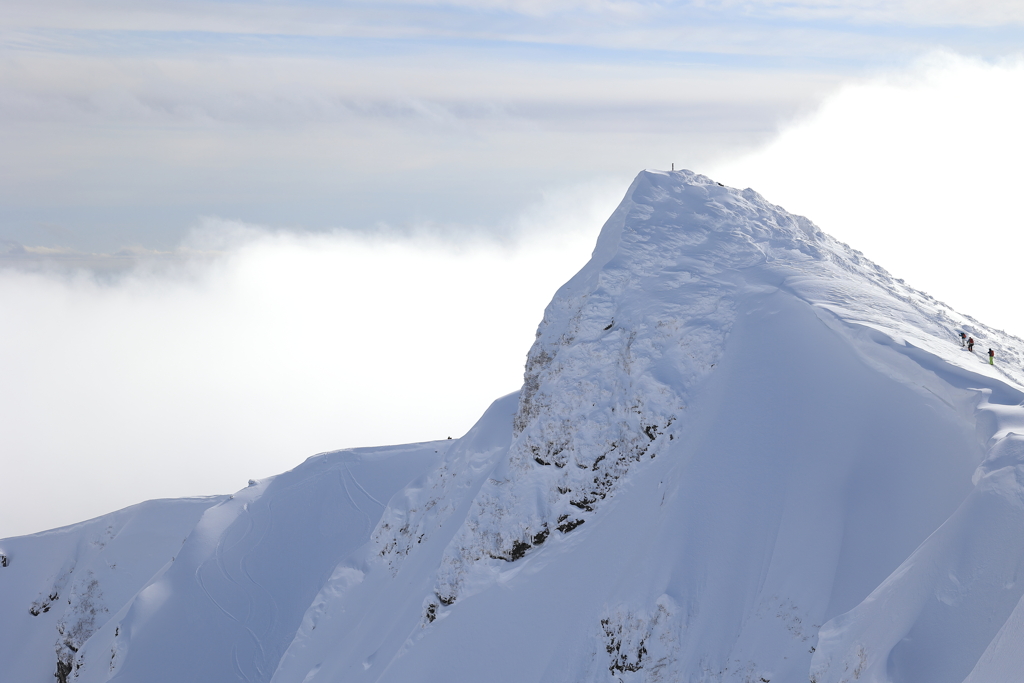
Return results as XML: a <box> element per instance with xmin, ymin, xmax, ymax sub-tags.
<box><xmin>0</xmin><ymin>183</ymin><xmax>618</xmax><ymax>538</ymax></box>
<box><xmin>6</xmin><ymin>52</ymin><xmax>1024</xmax><ymax>539</ymax></box>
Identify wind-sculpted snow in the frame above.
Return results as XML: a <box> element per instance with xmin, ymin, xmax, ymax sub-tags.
<box><xmin>810</xmin><ymin>403</ymin><xmax>1024</xmax><ymax>683</ymax></box>
<box><xmin>432</xmin><ymin>172</ymin><xmax>822</xmax><ymax>604</ymax></box>
<box><xmin>7</xmin><ymin>169</ymin><xmax>1024</xmax><ymax>683</ymax></box>
<box><xmin>430</xmin><ymin>169</ymin><xmax>1009</xmax><ymax>609</ymax></box>
<box><xmin>412</xmin><ymin>170</ymin><xmax>1024</xmax><ymax>681</ymax></box>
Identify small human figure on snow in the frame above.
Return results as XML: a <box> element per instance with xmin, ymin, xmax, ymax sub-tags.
<box><xmin>968</xmin><ymin>337</ymin><xmax>975</xmax><ymax>352</ymax></box>
<box><xmin>989</xmin><ymin>348</ymin><xmax>995</xmax><ymax>365</ymax></box>
<box><xmin>960</xmin><ymin>332</ymin><xmax>967</xmax><ymax>347</ymax></box>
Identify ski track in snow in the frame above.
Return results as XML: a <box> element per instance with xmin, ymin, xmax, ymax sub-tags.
<box><xmin>345</xmin><ymin>462</ymin><xmax>386</xmax><ymax>509</ymax></box>
<box><xmin>6</xmin><ymin>170</ymin><xmax>1024</xmax><ymax>683</ymax></box>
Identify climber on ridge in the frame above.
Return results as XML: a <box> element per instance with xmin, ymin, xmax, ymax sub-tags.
<box><xmin>989</xmin><ymin>348</ymin><xmax>995</xmax><ymax>365</ymax></box>
<box><xmin>968</xmin><ymin>337</ymin><xmax>975</xmax><ymax>352</ymax></box>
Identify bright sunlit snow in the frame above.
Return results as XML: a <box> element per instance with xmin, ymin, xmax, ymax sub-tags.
<box><xmin>3</xmin><ymin>170</ymin><xmax>1023</xmax><ymax>683</ymax></box>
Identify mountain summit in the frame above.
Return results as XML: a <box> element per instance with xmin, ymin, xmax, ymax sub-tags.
<box><xmin>4</xmin><ymin>170</ymin><xmax>1024</xmax><ymax>683</ymax></box>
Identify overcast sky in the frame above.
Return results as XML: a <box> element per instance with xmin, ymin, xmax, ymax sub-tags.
<box><xmin>3</xmin><ymin>1</ymin><xmax>1024</xmax><ymax>537</ymax></box>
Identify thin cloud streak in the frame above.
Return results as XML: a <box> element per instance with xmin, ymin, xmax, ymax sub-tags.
<box><xmin>7</xmin><ymin>0</ymin><xmax>1024</xmax><ymax>34</ymax></box>
<box><xmin>4</xmin><ymin>0</ymin><xmax>1023</xmax><ymax>89</ymax></box>
<box><xmin>0</xmin><ymin>51</ymin><xmax>835</xmax><ymax>125</ymax></box>
<box><xmin>0</xmin><ymin>47</ymin><xmax>832</xmax><ymax>252</ymax></box>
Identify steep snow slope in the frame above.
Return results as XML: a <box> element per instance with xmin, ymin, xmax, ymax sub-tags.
<box><xmin>0</xmin><ymin>440</ymin><xmax>452</xmax><ymax>683</ymax></box>
<box><xmin>5</xmin><ymin>169</ymin><xmax>1024</xmax><ymax>683</ymax></box>
<box><xmin>0</xmin><ymin>495</ymin><xmax>226</xmax><ymax>682</ymax></box>
<box><xmin>281</xmin><ymin>171</ymin><xmax>1024</xmax><ymax>683</ymax></box>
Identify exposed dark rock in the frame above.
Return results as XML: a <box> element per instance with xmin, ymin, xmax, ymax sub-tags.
<box><xmin>508</xmin><ymin>540</ymin><xmax>531</xmax><ymax>561</ymax></box>
<box><xmin>557</xmin><ymin>518</ymin><xmax>585</xmax><ymax>533</ymax></box>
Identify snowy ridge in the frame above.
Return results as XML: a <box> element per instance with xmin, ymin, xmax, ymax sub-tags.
<box><xmin>430</xmin><ymin>169</ymin><xmax>1024</xmax><ymax>612</ymax></box>
<box><xmin>0</xmin><ymin>496</ymin><xmax>226</xmax><ymax>682</ymax></box>
<box><xmin>810</xmin><ymin>394</ymin><xmax>1024</xmax><ymax>683</ymax></box>
<box><xmin>5</xmin><ymin>169</ymin><xmax>1024</xmax><ymax>683</ymax></box>
<box><xmin>0</xmin><ymin>442</ymin><xmax>449</xmax><ymax>683</ymax></box>
<box><xmin>431</xmin><ymin>171</ymin><xmax>789</xmax><ymax>604</ymax></box>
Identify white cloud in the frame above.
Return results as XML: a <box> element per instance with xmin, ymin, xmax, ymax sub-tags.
<box><xmin>713</xmin><ymin>51</ymin><xmax>1024</xmax><ymax>337</ymax></box>
<box><xmin>0</xmin><ymin>182</ymin><xmax>619</xmax><ymax>538</ymax></box>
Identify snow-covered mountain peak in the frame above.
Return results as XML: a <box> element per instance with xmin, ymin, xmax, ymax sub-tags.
<box><xmin>422</xmin><ymin>169</ymin><xmax>1024</xmax><ymax>610</ymax></box>
<box><xmin>7</xmin><ymin>169</ymin><xmax>1024</xmax><ymax>683</ymax></box>
<box><xmin>578</xmin><ymin>169</ymin><xmax>826</xmax><ymax>291</ymax></box>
